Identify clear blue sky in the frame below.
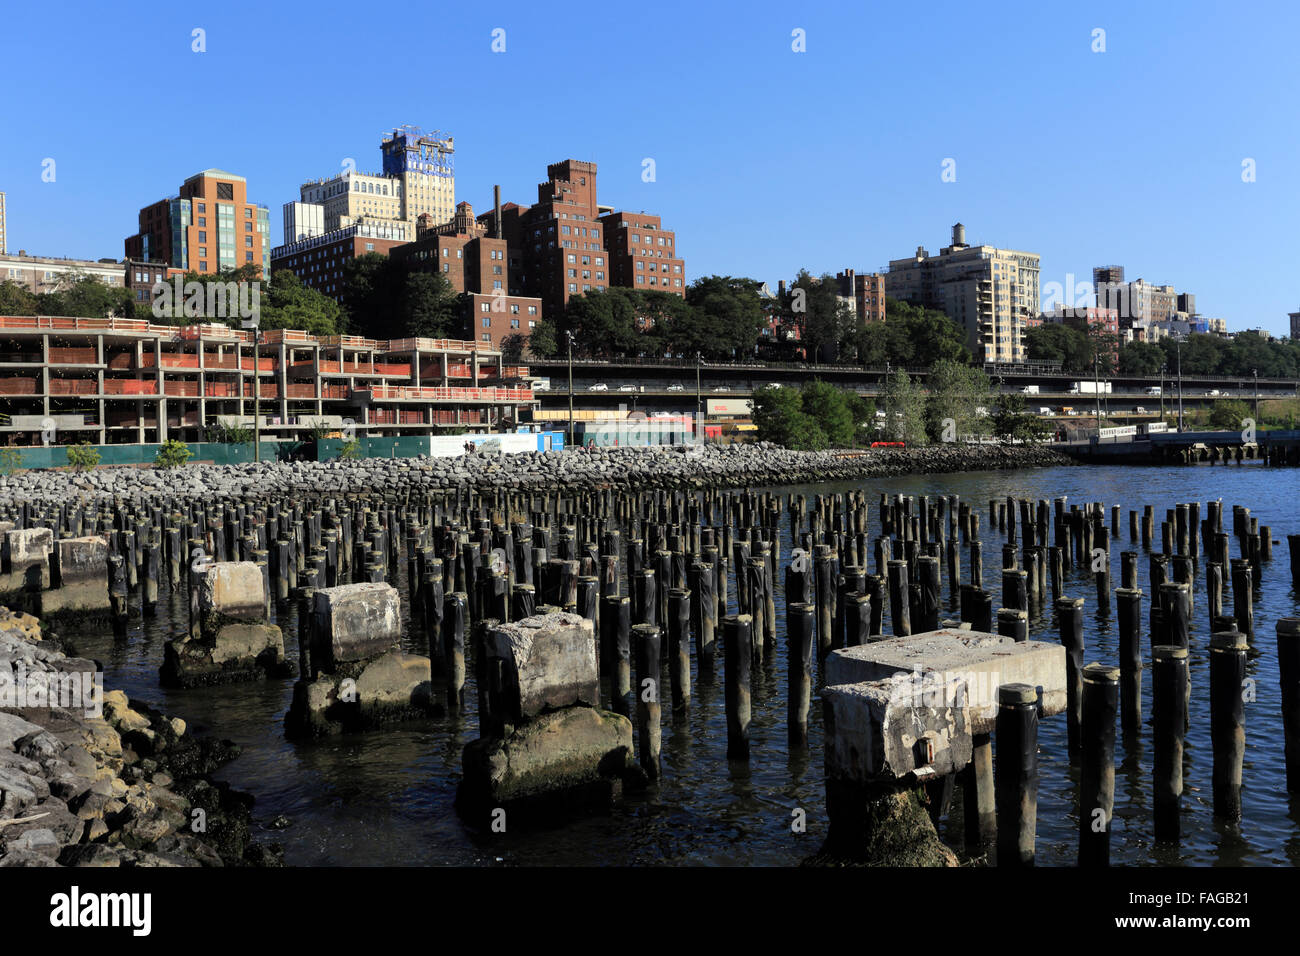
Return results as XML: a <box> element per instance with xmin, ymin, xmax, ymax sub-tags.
<box><xmin>2</xmin><ymin>0</ymin><xmax>1297</xmax><ymax>333</ymax></box>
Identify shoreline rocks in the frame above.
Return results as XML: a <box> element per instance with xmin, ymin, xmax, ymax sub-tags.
<box><xmin>0</xmin><ymin>443</ymin><xmax>1073</xmax><ymax>506</ymax></box>
<box><xmin>0</xmin><ymin>606</ymin><xmax>282</xmax><ymax>867</ymax></box>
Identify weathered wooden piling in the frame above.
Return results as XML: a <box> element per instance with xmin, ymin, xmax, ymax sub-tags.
<box><xmin>1056</xmin><ymin>596</ymin><xmax>1085</xmax><ymax>755</ymax></box>
<box><xmin>787</xmin><ymin>602</ymin><xmax>814</xmax><ymax>749</ymax></box>
<box><xmin>1079</xmin><ymin>663</ymin><xmax>1118</xmax><ymax>866</ymax></box>
<box><xmin>1279</xmin><ymin>618</ymin><xmax>1300</xmax><ymax>792</ymax></box>
<box><xmin>632</xmin><ymin>622</ymin><xmax>662</xmax><ymax>780</ymax></box>
<box><xmin>724</xmin><ymin>614</ymin><xmax>753</xmax><ymax>760</ymax></box>
<box><xmin>1209</xmin><ymin>631</ymin><xmax>1247</xmax><ymax>820</ymax></box>
<box><xmin>1152</xmin><ymin>645</ymin><xmax>1189</xmax><ymax>842</ymax></box>
<box><xmin>1116</xmin><ymin>587</ymin><xmax>1143</xmax><ymax>732</ymax></box>
<box><xmin>995</xmin><ymin>683</ymin><xmax>1039</xmax><ymax>867</ymax></box>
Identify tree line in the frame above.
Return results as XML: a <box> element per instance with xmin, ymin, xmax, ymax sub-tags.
<box><xmin>752</xmin><ymin>361</ymin><xmax>1047</xmax><ymax>450</ymax></box>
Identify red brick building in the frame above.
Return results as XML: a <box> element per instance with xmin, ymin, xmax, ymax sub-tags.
<box><xmin>599</xmin><ymin>211</ymin><xmax>685</xmax><ymax>296</ymax></box>
<box><xmin>393</xmin><ymin>201</ymin><xmax>543</xmax><ymax>348</ymax></box>
<box><xmin>270</xmin><ymin>220</ymin><xmax>411</xmax><ymax>302</ymax></box>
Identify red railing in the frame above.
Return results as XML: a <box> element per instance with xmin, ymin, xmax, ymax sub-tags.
<box><xmin>47</xmin><ymin>379</ymin><xmax>96</xmax><ymax>395</ymax></box>
<box><xmin>355</xmin><ymin>385</ymin><xmax>533</xmax><ymax>402</ymax></box>
<box><xmin>48</xmin><ymin>347</ymin><xmax>97</xmax><ymax>364</ymax></box>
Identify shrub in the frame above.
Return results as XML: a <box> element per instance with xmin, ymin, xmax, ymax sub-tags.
<box><xmin>154</xmin><ymin>439</ymin><xmax>193</xmax><ymax>469</ymax></box>
<box><xmin>0</xmin><ymin>447</ymin><xmax>23</xmax><ymax>476</ymax></box>
<box><xmin>339</xmin><ymin>438</ymin><xmax>362</xmax><ymax>460</ymax></box>
<box><xmin>65</xmin><ymin>442</ymin><xmax>100</xmax><ymax>471</ymax></box>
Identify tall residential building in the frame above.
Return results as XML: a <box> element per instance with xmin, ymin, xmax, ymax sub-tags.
<box><xmin>887</xmin><ymin>223</ymin><xmax>1040</xmax><ymax>362</ymax></box>
<box><xmin>1092</xmin><ymin>265</ymin><xmax>1124</xmax><ymax>296</ymax></box>
<box><xmin>125</xmin><ymin>170</ymin><xmax>271</xmax><ymax>277</ymax></box>
<box><xmin>482</xmin><ymin>159</ymin><xmax>684</xmax><ymax>322</ymax></box>
<box><xmin>1290</xmin><ymin>310</ymin><xmax>1300</xmax><ymax>341</ymax></box>
<box><xmin>392</xmin><ymin>198</ymin><xmax>543</xmax><ymax>348</ymax></box>
<box><xmin>270</xmin><ymin>219</ymin><xmax>411</xmax><ymax>302</ymax></box>
<box><xmin>835</xmin><ymin>269</ymin><xmax>886</xmax><ymax>323</ymax></box>
<box><xmin>0</xmin><ymin>190</ymin><xmax>7</xmax><ymax>255</ymax></box>
<box><xmin>291</xmin><ymin>127</ymin><xmax>455</xmax><ymax>240</ymax></box>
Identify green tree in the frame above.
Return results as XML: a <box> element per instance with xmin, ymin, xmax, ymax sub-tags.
<box><xmin>684</xmin><ymin>276</ymin><xmax>767</xmax><ymax>359</ymax></box>
<box><xmin>785</xmin><ymin>271</ymin><xmax>850</xmax><ymax>363</ymax></box>
<box><xmin>1118</xmin><ymin>340</ymin><xmax>1165</xmax><ymax>375</ymax></box>
<box><xmin>925</xmin><ymin>360</ymin><xmax>991</xmax><ymax>442</ymax></box>
<box><xmin>1025</xmin><ymin>323</ymin><xmax>1093</xmax><ymax>372</ymax></box>
<box><xmin>500</xmin><ymin>333</ymin><xmax>527</xmax><ymax>364</ymax></box>
<box><xmin>0</xmin><ymin>448</ymin><xmax>24</xmax><ymax>476</ymax></box>
<box><xmin>261</xmin><ymin>269</ymin><xmax>345</xmax><ymax>336</ymax></box>
<box><xmin>528</xmin><ymin>318</ymin><xmax>558</xmax><ymax>358</ymax></box>
<box><xmin>1207</xmin><ymin>398</ymin><xmax>1251</xmax><ymax>430</ymax></box>
<box><xmin>154</xmin><ymin>439</ymin><xmax>193</xmax><ymax>469</ymax></box>
<box><xmin>991</xmin><ymin>392</ymin><xmax>1049</xmax><ymax>443</ymax></box>
<box><xmin>879</xmin><ymin>370</ymin><xmax>928</xmax><ymax>445</ymax></box>
<box><xmin>753</xmin><ymin>385</ymin><xmax>823</xmax><ymax>449</ymax></box>
<box><xmin>65</xmin><ymin>442</ymin><xmax>100</xmax><ymax>471</ymax></box>
<box><xmin>402</xmin><ymin>271</ymin><xmax>459</xmax><ymax>338</ymax></box>
<box><xmin>800</xmin><ymin>380</ymin><xmax>855</xmax><ymax>447</ymax></box>
<box><xmin>0</xmin><ymin>281</ymin><xmax>38</xmax><ymax>315</ymax></box>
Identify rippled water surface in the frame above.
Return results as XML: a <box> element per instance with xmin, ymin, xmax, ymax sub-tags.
<box><xmin>63</xmin><ymin>463</ymin><xmax>1300</xmax><ymax>866</ymax></box>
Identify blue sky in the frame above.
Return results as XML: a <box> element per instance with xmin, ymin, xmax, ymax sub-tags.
<box><xmin>2</xmin><ymin>0</ymin><xmax>1297</xmax><ymax>333</ymax></box>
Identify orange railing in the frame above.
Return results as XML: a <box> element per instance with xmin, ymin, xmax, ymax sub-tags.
<box><xmin>47</xmin><ymin>379</ymin><xmax>96</xmax><ymax>395</ymax></box>
<box><xmin>0</xmin><ymin>379</ymin><xmax>40</xmax><ymax>395</ymax></box>
<box><xmin>103</xmin><ymin>379</ymin><xmax>158</xmax><ymax>395</ymax></box>
<box><xmin>355</xmin><ymin>385</ymin><xmax>533</xmax><ymax>402</ymax></box>
<box><xmin>0</xmin><ymin>316</ymin><xmax>502</xmax><ymax>359</ymax></box>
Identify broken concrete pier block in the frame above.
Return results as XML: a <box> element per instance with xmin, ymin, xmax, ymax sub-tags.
<box><xmin>39</xmin><ymin>536</ymin><xmax>110</xmax><ymax>621</ymax></box>
<box><xmin>1</xmin><ymin>528</ymin><xmax>54</xmax><ymax>602</ymax></box>
<box><xmin>825</xmin><ymin>627</ymin><xmax>1066</xmax><ymax>734</ymax></box>
<box><xmin>309</xmin><ymin>582</ymin><xmax>401</xmax><ymax>675</ymax></box>
<box><xmin>817</xmin><ymin>671</ymin><xmax>971</xmax><ymax>867</ymax></box>
<box><xmin>457</xmin><ymin>704</ymin><xmax>633</xmax><ymax>823</ymax></box>
<box><xmin>480</xmin><ymin>611</ymin><xmax>598</xmax><ymax>734</ymax></box>
<box><xmin>198</xmin><ymin>561</ymin><xmax>268</xmax><ymax>640</ymax></box>
<box><xmin>284</xmin><ymin>649</ymin><xmax>442</xmax><ymax>737</ymax></box>
<box><xmin>161</xmin><ymin>560</ymin><xmax>291</xmax><ymax>687</ymax></box>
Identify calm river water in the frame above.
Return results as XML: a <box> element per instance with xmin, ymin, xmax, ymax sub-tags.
<box><xmin>63</xmin><ymin>463</ymin><xmax>1300</xmax><ymax>866</ymax></box>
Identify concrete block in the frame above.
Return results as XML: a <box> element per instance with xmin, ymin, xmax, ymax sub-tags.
<box><xmin>459</xmin><ymin>705</ymin><xmax>632</xmax><ymax>807</ymax></box>
<box><xmin>160</xmin><ymin>624</ymin><xmax>289</xmax><ymax>688</ymax></box>
<box><xmin>53</xmin><ymin>536</ymin><xmax>108</xmax><ymax>587</ymax></box>
<box><xmin>2</xmin><ymin>527</ymin><xmax>53</xmax><ymax>592</ymax></box>
<box><xmin>284</xmin><ymin>650</ymin><xmax>440</xmax><ymax>737</ymax></box>
<box><xmin>310</xmin><ymin>583</ymin><xmax>401</xmax><ymax>672</ymax></box>
<box><xmin>825</xmin><ymin>627</ymin><xmax>1066</xmax><ymax>734</ymax></box>
<box><xmin>484</xmin><ymin>611</ymin><xmax>598</xmax><ymax>726</ymax></box>
<box><xmin>199</xmin><ymin>561</ymin><xmax>266</xmax><ymax>623</ymax></box>
<box><xmin>822</xmin><ymin>672</ymin><xmax>972</xmax><ymax>783</ymax></box>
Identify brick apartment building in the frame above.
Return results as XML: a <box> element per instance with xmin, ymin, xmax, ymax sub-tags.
<box><xmin>125</xmin><ymin>170</ymin><xmax>271</xmax><ymax>277</ymax></box>
<box><xmin>270</xmin><ymin>219</ymin><xmax>411</xmax><ymax>302</ymax></box>
<box><xmin>487</xmin><ymin>160</ymin><xmax>685</xmax><ymax>323</ymax></box>
<box><xmin>392</xmin><ymin>197</ymin><xmax>543</xmax><ymax>348</ymax></box>
<box><xmin>834</xmin><ymin>269</ymin><xmax>886</xmax><ymax>323</ymax></box>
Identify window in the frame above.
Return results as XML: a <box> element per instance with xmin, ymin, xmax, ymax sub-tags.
<box><xmin>528</xmin><ymin>306</ymin><xmax>537</xmax><ymax>315</ymax></box>
<box><xmin>199</xmin><ymin>231</ymin><xmax>208</xmax><ymax>243</ymax></box>
<box><xmin>482</xmin><ymin>317</ymin><xmax>491</xmax><ymax>327</ymax></box>
<box><xmin>510</xmin><ymin>319</ymin><xmax>520</xmax><ymax>329</ymax></box>
<box><xmin>481</xmin><ymin>303</ymin><xmax>490</xmax><ymax>313</ymax></box>
<box><xmin>200</xmin><ymin>261</ymin><xmax>208</xmax><ymax>271</ymax></box>
<box><xmin>510</xmin><ymin>305</ymin><xmax>520</xmax><ymax>314</ymax></box>
<box><xmin>246</xmin><ymin>252</ymin><xmax>254</xmax><ymax>263</ymax></box>
<box><xmin>366</xmin><ymin>242</ymin><xmax>375</xmax><ymax>251</ymax></box>
<box><xmin>244</xmin><ymin>207</ymin><xmax>252</xmax><ymax>218</ymax></box>
<box><xmin>567</xmin><ymin>254</ymin><xmax>576</xmax><ymax>263</ymax></box>
<box><xmin>246</xmin><ymin>237</ymin><xmax>254</xmax><ymax>248</ymax></box>
<box><xmin>528</xmin><ymin>320</ymin><xmax>537</xmax><ymax>329</ymax></box>
<box><xmin>482</xmin><ymin>333</ymin><xmax>491</xmax><ymax>342</ymax></box>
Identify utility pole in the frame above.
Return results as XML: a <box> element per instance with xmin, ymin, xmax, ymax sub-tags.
<box><xmin>566</xmin><ymin>330</ymin><xmax>575</xmax><ymax>448</ymax></box>
<box><xmin>695</xmin><ymin>351</ymin><xmax>702</xmax><ymax>437</ymax></box>
<box><xmin>1160</xmin><ymin>365</ymin><xmax>1166</xmax><ymax>420</ymax></box>
<box><xmin>1254</xmin><ymin>367</ymin><xmax>1259</xmax><ymax>420</ymax></box>
<box><xmin>1094</xmin><ymin>353</ymin><xmax>1101</xmax><ymax>438</ymax></box>
<box><xmin>1176</xmin><ymin>340</ymin><xmax>1184</xmax><ymax>432</ymax></box>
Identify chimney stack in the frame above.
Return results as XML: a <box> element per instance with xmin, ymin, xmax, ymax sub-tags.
<box><xmin>493</xmin><ymin>185</ymin><xmax>502</xmax><ymax>240</ymax></box>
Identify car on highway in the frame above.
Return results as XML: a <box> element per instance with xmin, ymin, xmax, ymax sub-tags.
<box><xmin>666</xmin><ymin>384</ymin><xmax>684</xmax><ymax>392</ymax></box>
<box><xmin>712</xmin><ymin>386</ymin><xmax>731</xmax><ymax>392</ymax></box>
<box><xmin>1145</xmin><ymin>386</ymin><xmax>1162</xmax><ymax>396</ymax></box>
<box><xmin>1136</xmin><ymin>406</ymin><xmax>1147</xmax><ymax>414</ymax></box>
<box><xmin>617</xmin><ymin>384</ymin><xmax>637</xmax><ymax>392</ymax></box>
<box><xmin>589</xmin><ymin>383</ymin><xmax>608</xmax><ymax>391</ymax></box>
<box><xmin>1206</xmin><ymin>389</ymin><xmax>1223</xmax><ymax>397</ymax></box>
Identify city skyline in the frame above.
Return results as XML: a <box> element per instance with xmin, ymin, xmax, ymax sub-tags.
<box><xmin>2</xmin><ymin>1</ymin><xmax>1298</xmax><ymax>333</ymax></box>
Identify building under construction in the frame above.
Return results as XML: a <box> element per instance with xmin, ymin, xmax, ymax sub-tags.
<box><xmin>0</xmin><ymin>315</ymin><xmax>534</xmax><ymax>446</ymax></box>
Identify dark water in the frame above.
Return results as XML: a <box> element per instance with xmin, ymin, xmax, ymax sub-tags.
<box><xmin>62</xmin><ymin>463</ymin><xmax>1300</xmax><ymax>866</ymax></box>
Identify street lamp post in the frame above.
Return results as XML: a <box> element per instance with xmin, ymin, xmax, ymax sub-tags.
<box><xmin>566</xmin><ymin>331</ymin><xmax>575</xmax><ymax>448</ymax></box>
<box><xmin>1254</xmin><ymin>368</ymin><xmax>1259</xmax><ymax>421</ymax></box>
<box><xmin>1160</xmin><ymin>365</ymin><xmax>1167</xmax><ymax>420</ymax></box>
<box><xmin>1176</xmin><ymin>340</ymin><xmax>1184</xmax><ymax>432</ymax></box>
<box><xmin>695</xmin><ymin>352</ymin><xmax>702</xmax><ymax>435</ymax></box>
<box><xmin>1094</xmin><ymin>353</ymin><xmax>1102</xmax><ymax>438</ymax></box>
